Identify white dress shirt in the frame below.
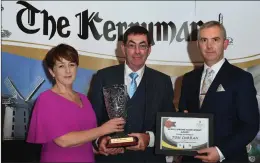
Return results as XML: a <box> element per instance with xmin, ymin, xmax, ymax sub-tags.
<box><xmin>124</xmin><ymin>63</ymin><xmax>145</xmax><ymax>97</ymax></box>
<box><xmin>124</xmin><ymin>63</ymin><xmax>155</xmax><ymax>147</ymax></box>
<box><xmin>200</xmin><ymin>58</ymin><xmax>225</xmax><ymax>162</ymax></box>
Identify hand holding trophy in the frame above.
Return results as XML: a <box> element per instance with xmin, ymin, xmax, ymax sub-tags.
<box><xmin>103</xmin><ymin>84</ymin><xmax>138</xmax><ymax>148</ymax></box>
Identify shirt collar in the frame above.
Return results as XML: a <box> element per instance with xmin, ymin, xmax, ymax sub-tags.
<box><xmin>124</xmin><ymin>62</ymin><xmax>145</xmax><ymax>78</ymax></box>
<box><xmin>203</xmin><ymin>58</ymin><xmax>225</xmax><ymax>74</ymax></box>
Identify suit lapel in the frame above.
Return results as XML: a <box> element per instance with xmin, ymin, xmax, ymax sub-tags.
<box><xmin>201</xmin><ymin>60</ymin><xmax>230</xmax><ymax>109</ymax></box>
<box><xmin>143</xmin><ymin>67</ymin><xmax>156</xmax><ymax>129</ymax></box>
<box><xmin>116</xmin><ymin>64</ymin><xmax>125</xmax><ymax>85</ymax></box>
<box><xmin>194</xmin><ymin>67</ymin><xmax>204</xmax><ymax>111</ymax></box>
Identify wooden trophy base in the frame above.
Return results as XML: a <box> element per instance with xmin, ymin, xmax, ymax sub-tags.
<box><xmin>107</xmin><ymin>136</ymin><xmax>138</xmax><ymax>148</ymax></box>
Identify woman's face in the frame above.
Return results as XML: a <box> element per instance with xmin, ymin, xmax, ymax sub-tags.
<box><xmin>49</xmin><ymin>58</ymin><xmax>78</xmax><ymax>86</ymax></box>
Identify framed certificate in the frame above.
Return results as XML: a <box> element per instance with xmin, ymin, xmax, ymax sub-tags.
<box><xmin>155</xmin><ymin>112</ymin><xmax>214</xmax><ymax>156</ymax></box>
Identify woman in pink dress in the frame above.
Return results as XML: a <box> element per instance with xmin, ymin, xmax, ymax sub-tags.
<box><xmin>27</xmin><ymin>44</ymin><xmax>125</xmax><ymax>162</ymax></box>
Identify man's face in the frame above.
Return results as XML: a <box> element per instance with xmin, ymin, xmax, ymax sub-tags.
<box><xmin>121</xmin><ymin>34</ymin><xmax>151</xmax><ymax>72</ymax></box>
<box><xmin>198</xmin><ymin>26</ymin><xmax>229</xmax><ymax>66</ymax></box>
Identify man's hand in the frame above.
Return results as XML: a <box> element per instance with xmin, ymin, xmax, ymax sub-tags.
<box><xmin>194</xmin><ymin>147</ymin><xmax>220</xmax><ymax>163</ymax></box>
<box><xmin>98</xmin><ymin>136</ymin><xmax>124</xmax><ymax>156</ymax></box>
<box><xmin>126</xmin><ymin>133</ymin><xmax>150</xmax><ymax>151</ymax></box>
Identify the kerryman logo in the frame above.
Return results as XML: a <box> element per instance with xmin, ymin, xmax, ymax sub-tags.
<box><xmin>16</xmin><ymin>1</ymin><xmax>230</xmax><ymax>45</ymax></box>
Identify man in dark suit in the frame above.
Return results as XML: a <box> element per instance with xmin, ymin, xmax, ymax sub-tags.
<box><xmin>88</xmin><ymin>26</ymin><xmax>175</xmax><ymax>162</ymax></box>
<box><xmin>179</xmin><ymin>21</ymin><xmax>259</xmax><ymax>163</ymax></box>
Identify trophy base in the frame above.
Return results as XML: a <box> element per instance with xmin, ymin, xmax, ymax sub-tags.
<box><xmin>107</xmin><ymin>136</ymin><xmax>138</xmax><ymax>148</ymax></box>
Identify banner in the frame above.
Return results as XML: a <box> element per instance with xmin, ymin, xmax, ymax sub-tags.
<box><xmin>1</xmin><ymin>1</ymin><xmax>260</xmax><ymax>162</ymax></box>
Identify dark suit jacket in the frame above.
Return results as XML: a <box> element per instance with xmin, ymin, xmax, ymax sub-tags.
<box><xmin>88</xmin><ymin>64</ymin><xmax>175</xmax><ymax>163</ymax></box>
<box><xmin>179</xmin><ymin>60</ymin><xmax>259</xmax><ymax>163</ymax></box>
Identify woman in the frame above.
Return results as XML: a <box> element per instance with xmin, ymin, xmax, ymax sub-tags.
<box><xmin>27</xmin><ymin>44</ymin><xmax>125</xmax><ymax>162</ymax></box>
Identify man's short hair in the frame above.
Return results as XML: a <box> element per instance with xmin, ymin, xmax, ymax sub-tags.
<box><xmin>198</xmin><ymin>21</ymin><xmax>227</xmax><ymax>40</ymax></box>
<box><xmin>123</xmin><ymin>26</ymin><xmax>152</xmax><ymax>45</ymax></box>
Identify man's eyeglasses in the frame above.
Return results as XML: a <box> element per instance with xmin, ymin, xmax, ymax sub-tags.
<box><xmin>126</xmin><ymin>44</ymin><xmax>149</xmax><ymax>50</ymax></box>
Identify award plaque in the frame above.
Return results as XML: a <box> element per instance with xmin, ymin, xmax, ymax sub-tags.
<box><xmin>103</xmin><ymin>84</ymin><xmax>138</xmax><ymax>148</ymax></box>
<box><xmin>155</xmin><ymin>112</ymin><xmax>213</xmax><ymax>156</ymax></box>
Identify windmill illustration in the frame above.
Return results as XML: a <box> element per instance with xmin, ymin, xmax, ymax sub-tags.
<box><xmin>2</xmin><ymin>76</ymin><xmax>45</xmax><ymax>140</ymax></box>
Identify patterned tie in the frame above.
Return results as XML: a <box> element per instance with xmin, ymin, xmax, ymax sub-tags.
<box><xmin>129</xmin><ymin>72</ymin><xmax>138</xmax><ymax>98</ymax></box>
<box><xmin>199</xmin><ymin>68</ymin><xmax>214</xmax><ymax>108</ymax></box>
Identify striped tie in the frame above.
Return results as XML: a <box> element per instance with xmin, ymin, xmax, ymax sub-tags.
<box><xmin>199</xmin><ymin>68</ymin><xmax>214</xmax><ymax>108</ymax></box>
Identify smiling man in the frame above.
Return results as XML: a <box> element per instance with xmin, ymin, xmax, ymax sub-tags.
<box><xmin>179</xmin><ymin>21</ymin><xmax>259</xmax><ymax>163</ymax></box>
<box><xmin>88</xmin><ymin>25</ymin><xmax>175</xmax><ymax>163</ymax></box>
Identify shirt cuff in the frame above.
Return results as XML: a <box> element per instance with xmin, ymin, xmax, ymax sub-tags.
<box><xmin>166</xmin><ymin>156</ymin><xmax>174</xmax><ymax>163</ymax></box>
<box><xmin>95</xmin><ymin>137</ymin><xmax>100</xmax><ymax>147</ymax></box>
<box><xmin>146</xmin><ymin>131</ymin><xmax>155</xmax><ymax>147</ymax></box>
<box><xmin>215</xmin><ymin>146</ymin><xmax>225</xmax><ymax>162</ymax></box>
<box><xmin>91</xmin><ymin>137</ymin><xmax>100</xmax><ymax>152</ymax></box>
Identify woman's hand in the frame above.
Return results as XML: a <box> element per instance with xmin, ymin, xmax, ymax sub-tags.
<box><xmin>100</xmin><ymin>118</ymin><xmax>125</xmax><ymax>135</ymax></box>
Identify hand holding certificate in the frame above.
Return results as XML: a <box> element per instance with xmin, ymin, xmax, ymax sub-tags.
<box><xmin>155</xmin><ymin>112</ymin><xmax>213</xmax><ymax>156</ymax></box>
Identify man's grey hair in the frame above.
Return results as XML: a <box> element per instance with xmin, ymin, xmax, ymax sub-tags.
<box><xmin>197</xmin><ymin>20</ymin><xmax>227</xmax><ymax>40</ymax></box>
